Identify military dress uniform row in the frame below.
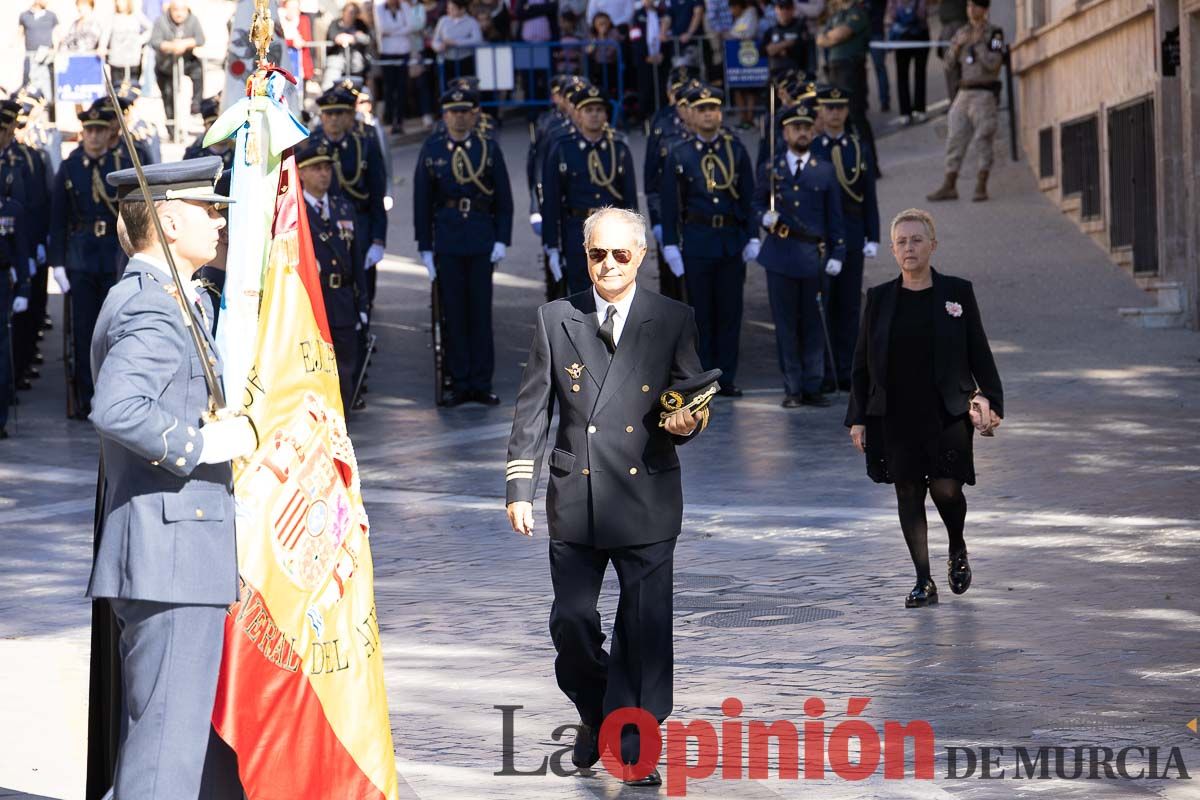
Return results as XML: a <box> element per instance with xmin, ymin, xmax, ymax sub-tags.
<box><xmin>413</xmin><ymin>88</ymin><xmax>514</xmax><ymax>406</ymax></box>
<box><xmin>0</xmin><ymin>150</ymin><xmax>32</xmax><ymax>439</ymax></box>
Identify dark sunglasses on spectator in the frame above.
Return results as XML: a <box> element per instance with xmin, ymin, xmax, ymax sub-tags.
<box><xmin>587</xmin><ymin>248</ymin><xmax>634</xmax><ymax>264</ymax></box>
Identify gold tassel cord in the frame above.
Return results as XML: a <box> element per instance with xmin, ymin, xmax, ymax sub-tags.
<box><xmin>831</xmin><ymin>143</ymin><xmax>864</xmax><ymax>204</ymax></box>
<box><xmin>700</xmin><ymin>137</ymin><xmax>740</xmax><ymax>199</ymax></box>
<box><xmin>451</xmin><ymin>138</ymin><xmax>494</xmax><ymax>196</ymax></box>
<box><xmin>335</xmin><ymin>135</ymin><xmax>367</xmax><ymax>200</ymax></box>
<box><xmin>586</xmin><ymin>129</ymin><xmax>622</xmax><ymax>202</ymax></box>
<box><xmin>91</xmin><ymin>151</ymin><xmax>123</xmax><ymax>218</ymax></box>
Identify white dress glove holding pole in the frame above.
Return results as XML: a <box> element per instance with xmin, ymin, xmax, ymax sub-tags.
<box><xmin>364</xmin><ymin>243</ymin><xmax>385</xmax><ymax>269</ymax></box>
<box><xmin>420</xmin><ymin>251</ymin><xmax>436</xmax><ymax>281</ymax></box>
<box><xmin>762</xmin><ymin>210</ymin><xmax>780</xmax><ymax>230</ymax></box>
<box><xmin>547</xmin><ymin>248</ymin><xmax>563</xmax><ymax>282</ymax></box>
<box><xmin>53</xmin><ymin>266</ymin><xmax>70</xmax><ymax>293</ymax></box>
<box><xmin>741</xmin><ymin>238</ymin><xmax>761</xmax><ymax>263</ymax></box>
<box><xmin>825</xmin><ymin>258</ymin><xmax>843</xmax><ymax>277</ymax></box>
<box><xmin>490</xmin><ymin>241</ymin><xmax>506</xmax><ymax>263</ymax></box>
<box><xmin>863</xmin><ymin>241</ymin><xmax>878</xmax><ymax>258</ymax></box>
<box><xmin>199</xmin><ymin>415</ymin><xmax>257</xmax><ymax>464</ymax></box>
<box><xmin>662</xmin><ymin>245</ymin><xmax>685</xmax><ymax>277</ymax></box>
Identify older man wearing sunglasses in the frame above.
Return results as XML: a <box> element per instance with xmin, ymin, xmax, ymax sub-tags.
<box><xmin>505</xmin><ymin>207</ymin><xmax>707</xmax><ymax>787</ymax></box>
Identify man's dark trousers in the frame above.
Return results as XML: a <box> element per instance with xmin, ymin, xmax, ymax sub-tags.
<box><xmin>766</xmin><ymin>271</ymin><xmax>825</xmax><ymax>395</ymax></box>
<box><xmin>437</xmin><ymin>253</ymin><xmax>495</xmax><ymax>394</ymax></box>
<box><xmin>549</xmin><ymin>537</ymin><xmax>676</xmax><ymax>764</ymax></box>
<box><xmin>824</xmin><ymin>213</ymin><xmax>865</xmax><ymax>384</ymax></box>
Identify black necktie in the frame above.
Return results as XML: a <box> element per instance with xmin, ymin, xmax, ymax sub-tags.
<box><xmin>598</xmin><ymin>305</ymin><xmax>618</xmax><ymax>355</ymax></box>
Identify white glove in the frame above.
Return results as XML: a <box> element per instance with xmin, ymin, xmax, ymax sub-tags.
<box><xmin>359</xmin><ymin>311</ymin><xmax>369</xmax><ymax>326</ymax></box>
<box><xmin>662</xmin><ymin>245</ymin><xmax>684</xmax><ymax>277</ymax></box>
<box><xmin>652</xmin><ymin>224</ymin><xmax>663</xmax><ymax>247</ymax></box>
<box><xmin>530</xmin><ymin>213</ymin><xmax>542</xmax><ymax>236</ymax></box>
<box><xmin>53</xmin><ymin>266</ymin><xmax>70</xmax><ymax>293</ymax></box>
<box><xmin>825</xmin><ymin>258</ymin><xmax>843</xmax><ymax>277</ymax></box>
<box><xmin>198</xmin><ymin>415</ymin><xmax>257</xmax><ymax>464</ymax></box>
<box><xmin>420</xmin><ymin>251</ymin><xmax>436</xmax><ymax>281</ymax></box>
<box><xmin>364</xmin><ymin>243</ymin><xmax>385</xmax><ymax>269</ymax></box>
<box><xmin>547</xmin><ymin>248</ymin><xmax>563</xmax><ymax>282</ymax></box>
<box><xmin>12</xmin><ymin>296</ymin><xmax>29</xmax><ymax>314</ymax></box>
<box><xmin>27</xmin><ymin>258</ymin><xmax>36</xmax><ymax>277</ymax></box>
<box><xmin>863</xmin><ymin>241</ymin><xmax>878</xmax><ymax>259</ymax></box>
<box><xmin>762</xmin><ymin>210</ymin><xmax>780</xmax><ymax>230</ymax></box>
<box><xmin>36</xmin><ymin>243</ymin><xmax>46</xmax><ymax>265</ymax></box>
<box><xmin>742</xmin><ymin>238</ymin><xmax>761</xmax><ymax>263</ymax></box>
<box><xmin>490</xmin><ymin>241</ymin><xmax>506</xmax><ymax>263</ymax></box>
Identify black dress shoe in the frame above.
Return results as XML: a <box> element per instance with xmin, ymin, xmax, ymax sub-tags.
<box><xmin>0</xmin><ymin>427</ymin><xmax>8</xmax><ymax>440</ymax></box>
<box><xmin>905</xmin><ymin>579</ymin><xmax>939</xmax><ymax>608</ymax></box>
<box><xmin>441</xmin><ymin>390</ymin><xmax>469</xmax><ymax>407</ymax></box>
<box><xmin>24</xmin><ymin>367</ymin><xmax>40</xmax><ymax>379</ymax></box>
<box><xmin>948</xmin><ymin>552</ymin><xmax>972</xmax><ymax>594</ymax></box>
<box><xmin>837</xmin><ymin>378</ymin><xmax>852</xmax><ymax>392</ymax></box>
<box><xmin>571</xmin><ymin>722</ymin><xmax>600</xmax><ymax>769</ymax></box>
<box><xmin>32</xmin><ymin>353</ymin><xmax>44</xmax><ymax>364</ymax></box>
<box><xmin>42</xmin><ymin>317</ymin><xmax>53</xmax><ymax>329</ymax></box>
<box><xmin>820</xmin><ymin>377</ymin><xmax>836</xmax><ymax>394</ymax></box>
<box><xmin>781</xmin><ymin>394</ymin><xmax>803</xmax><ymax>409</ymax></box>
<box><xmin>351</xmin><ymin>396</ymin><xmax>367</xmax><ymax>411</ymax></box>
<box><xmin>472</xmin><ymin>390</ymin><xmax>501</xmax><ymax>406</ymax></box>
<box><xmin>16</xmin><ymin>378</ymin><xmax>33</xmax><ymax>391</ymax></box>
<box><xmin>800</xmin><ymin>392</ymin><xmax>831</xmax><ymax>407</ymax></box>
<box><xmin>717</xmin><ymin>384</ymin><xmax>743</xmax><ymax>397</ymax></box>
<box><xmin>622</xmin><ymin>767</ymin><xmax>662</xmax><ymax>787</ymax></box>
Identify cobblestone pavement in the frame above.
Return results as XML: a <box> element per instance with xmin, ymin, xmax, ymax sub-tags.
<box><xmin>3</xmin><ymin>63</ymin><xmax>1200</xmax><ymax>800</ymax></box>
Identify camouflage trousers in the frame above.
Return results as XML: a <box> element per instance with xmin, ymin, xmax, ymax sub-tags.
<box><xmin>944</xmin><ymin>89</ymin><xmax>998</xmax><ymax>174</ymax></box>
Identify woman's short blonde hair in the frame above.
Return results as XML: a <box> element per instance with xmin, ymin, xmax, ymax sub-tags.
<box><xmin>889</xmin><ymin>208</ymin><xmax>937</xmax><ymax>241</ymax></box>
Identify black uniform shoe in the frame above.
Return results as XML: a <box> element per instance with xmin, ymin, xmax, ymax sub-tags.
<box><xmin>905</xmin><ymin>579</ymin><xmax>938</xmax><ymax>608</ymax></box>
<box><xmin>837</xmin><ymin>378</ymin><xmax>852</xmax><ymax>392</ymax></box>
<box><xmin>32</xmin><ymin>353</ymin><xmax>44</xmax><ymax>364</ymax></box>
<box><xmin>351</xmin><ymin>396</ymin><xmax>367</xmax><ymax>411</ymax></box>
<box><xmin>800</xmin><ymin>392</ymin><xmax>831</xmax><ymax>407</ymax></box>
<box><xmin>820</xmin><ymin>377</ymin><xmax>837</xmax><ymax>394</ymax></box>
<box><xmin>781</xmin><ymin>395</ymin><xmax>803</xmax><ymax>409</ymax></box>
<box><xmin>623</xmin><ymin>767</ymin><xmax>662</xmax><ymax>787</ymax></box>
<box><xmin>16</xmin><ymin>378</ymin><xmax>33</xmax><ymax>391</ymax></box>
<box><xmin>717</xmin><ymin>385</ymin><xmax>743</xmax><ymax>397</ymax></box>
<box><xmin>571</xmin><ymin>722</ymin><xmax>600</xmax><ymax>769</ymax></box>
<box><xmin>42</xmin><ymin>316</ymin><xmax>53</xmax><ymax>329</ymax></box>
<box><xmin>948</xmin><ymin>552</ymin><xmax>972</xmax><ymax>594</ymax></box>
<box><xmin>472</xmin><ymin>390</ymin><xmax>501</xmax><ymax>406</ymax></box>
<box><xmin>441</xmin><ymin>390</ymin><xmax>469</xmax><ymax>407</ymax></box>
<box><xmin>24</xmin><ymin>367</ymin><xmax>40</xmax><ymax>379</ymax></box>
<box><xmin>0</xmin><ymin>427</ymin><xmax>8</xmax><ymax>440</ymax></box>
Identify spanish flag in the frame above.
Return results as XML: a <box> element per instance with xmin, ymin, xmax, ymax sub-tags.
<box><xmin>212</xmin><ymin>153</ymin><xmax>398</xmax><ymax>800</ymax></box>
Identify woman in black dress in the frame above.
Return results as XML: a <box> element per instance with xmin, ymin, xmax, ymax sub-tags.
<box><xmin>845</xmin><ymin>208</ymin><xmax>1003</xmax><ymax>607</ymax></box>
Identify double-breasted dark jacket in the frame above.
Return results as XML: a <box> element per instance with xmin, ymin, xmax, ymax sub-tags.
<box><xmin>506</xmin><ymin>288</ymin><xmax>704</xmax><ymax>549</ymax></box>
<box><xmin>845</xmin><ymin>269</ymin><xmax>1004</xmax><ymax>426</ymax></box>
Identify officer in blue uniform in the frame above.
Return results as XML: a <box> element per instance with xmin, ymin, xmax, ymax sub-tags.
<box><xmin>644</xmin><ymin>67</ymin><xmax>695</xmax><ymax>237</ymax></box>
<box><xmin>312</xmin><ymin>86</ymin><xmax>387</xmax><ymax>307</ymax></box>
<box><xmin>183</xmin><ymin>97</ymin><xmax>234</xmax><ymax>170</ymax></box>
<box><xmin>660</xmin><ymin>85</ymin><xmax>756</xmax><ymax>397</ymax></box>
<box><xmin>49</xmin><ymin>103</ymin><xmax>129</xmax><ymax>418</ymax></box>
<box><xmin>527</xmin><ymin>75</ymin><xmax>574</xmax><ymax>237</ymax></box>
<box><xmin>114</xmin><ymin>82</ymin><xmax>161</xmax><ymax>165</ymax></box>
<box><xmin>414</xmin><ymin>88</ymin><xmax>514</xmax><ymax>407</ymax></box>
<box><xmin>542</xmin><ymin>84</ymin><xmax>638</xmax><ymax>295</ymax></box>
<box><xmin>1</xmin><ymin>96</ymin><xmax>41</xmax><ymax>392</ymax></box>
<box><xmin>0</xmin><ymin>152</ymin><xmax>32</xmax><ymax>439</ymax></box>
<box><xmin>812</xmin><ymin>84</ymin><xmax>879</xmax><ymax>392</ymax></box>
<box><xmin>752</xmin><ymin>101</ymin><xmax>846</xmax><ymax>408</ymax></box>
<box><xmin>296</xmin><ymin>137</ymin><xmax>367</xmax><ymax>411</ymax></box>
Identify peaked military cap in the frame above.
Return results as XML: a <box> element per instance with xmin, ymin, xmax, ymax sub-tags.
<box><xmin>316</xmin><ymin>86</ymin><xmax>357</xmax><ymax>112</ymax></box>
<box><xmin>658</xmin><ymin>368</ymin><xmax>722</xmax><ymax>431</ymax></box>
<box><xmin>668</xmin><ymin>65</ymin><xmax>698</xmax><ymax>91</ymax></box>
<box><xmin>198</xmin><ymin>96</ymin><xmax>221</xmax><ymax>123</ymax></box>
<box><xmin>115</xmin><ymin>82</ymin><xmax>142</xmax><ymax>111</ymax></box>
<box><xmin>816</xmin><ymin>84</ymin><xmax>850</xmax><ymax>105</ymax></box>
<box><xmin>690</xmin><ymin>85</ymin><xmax>724</xmax><ymax>108</ymax></box>
<box><xmin>0</xmin><ymin>99</ymin><xmax>20</xmax><ymax>125</ymax></box>
<box><xmin>441</xmin><ymin>87</ymin><xmax>479</xmax><ymax>111</ymax></box>
<box><xmin>448</xmin><ymin>75</ymin><xmax>481</xmax><ymax>92</ymax></box>
<box><xmin>295</xmin><ymin>137</ymin><xmax>335</xmax><ymax>168</ymax></box>
<box><xmin>107</xmin><ymin>155</ymin><xmax>234</xmax><ymax>203</ymax></box>
<box><xmin>569</xmin><ymin>84</ymin><xmax>606</xmax><ymax>109</ymax></box>
<box><xmin>79</xmin><ymin>101</ymin><xmax>117</xmax><ymax>127</ymax></box>
<box><xmin>336</xmin><ymin>76</ymin><xmax>366</xmax><ymax>96</ymax></box>
<box><xmin>780</xmin><ymin>102</ymin><xmax>816</xmax><ymax>126</ymax></box>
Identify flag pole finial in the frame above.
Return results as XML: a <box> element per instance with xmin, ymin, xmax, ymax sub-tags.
<box><xmin>251</xmin><ymin>0</ymin><xmax>273</xmax><ymax>64</ymax></box>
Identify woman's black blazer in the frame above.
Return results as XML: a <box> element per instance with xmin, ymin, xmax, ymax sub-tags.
<box><xmin>845</xmin><ymin>268</ymin><xmax>1004</xmax><ymax>427</ymax></box>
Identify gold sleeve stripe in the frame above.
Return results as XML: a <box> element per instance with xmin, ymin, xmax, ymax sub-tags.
<box><xmin>506</xmin><ymin>459</ymin><xmax>535</xmax><ymax>468</ymax></box>
<box><xmin>506</xmin><ymin>470</ymin><xmax>535</xmax><ymax>479</ymax></box>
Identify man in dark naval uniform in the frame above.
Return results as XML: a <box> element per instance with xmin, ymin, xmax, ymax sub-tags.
<box><xmin>505</xmin><ymin>207</ymin><xmax>707</xmax><ymax>788</ymax></box>
<box><xmin>297</xmin><ymin>137</ymin><xmax>367</xmax><ymax>411</ymax></box>
<box><xmin>414</xmin><ymin>88</ymin><xmax>514</xmax><ymax>407</ymax></box>
<box><xmin>0</xmin><ymin>146</ymin><xmax>32</xmax><ymax>439</ymax></box>
<box><xmin>659</xmin><ymin>84</ymin><xmax>756</xmax><ymax>397</ymax></box>
<box><xmin>541</xmin><ymin>84</ymin><xmax>638</xmax><ymax>295</ymax></box>
<box><xmin>48</xmin><ymin>102</ymin><xmax>129</xmax><ymax>418</ymax></box>
<box><xmin>752</xmin><ymin>101</ymin><xmax>846</xmax><ymax>408</ymax></box>
<box><xmin>812</xmin><ymin>84</ymin><xmax>879</xmax><ymax>392</ymax></box>
<box><xmin>183</xmin><ymin>97</ymin><xmax>234</xmax><ymax>171</ymax></box>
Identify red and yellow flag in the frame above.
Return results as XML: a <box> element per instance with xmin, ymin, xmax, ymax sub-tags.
<box><xmin>212</xmin><ymin>155</ymin><xmax>398</xmax><ymax>800</ymax></box>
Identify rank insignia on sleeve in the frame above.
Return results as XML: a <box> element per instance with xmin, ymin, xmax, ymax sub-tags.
<box><xmin>565</xmin><ymin>363</ymin><xmax>584</xmax><ymax>379</ymax></box>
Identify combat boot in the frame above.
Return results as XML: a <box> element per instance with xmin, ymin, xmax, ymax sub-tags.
<box><xmin>926</xmin><ymin>171</ymin><xmax>958</xmax><ymax>201</ymax></box>
<box><xmin>972</xmin><ymin>170</ymin><xmax>989</xmax><ymax>202</ymax></box>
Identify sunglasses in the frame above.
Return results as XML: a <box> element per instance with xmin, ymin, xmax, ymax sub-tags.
<box><xmin>587</xmin><ymin>248</ymin><xmax>634</xmax><ymax>264</ymax></box>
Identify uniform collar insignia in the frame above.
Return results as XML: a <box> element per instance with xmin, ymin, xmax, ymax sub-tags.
<box><xmin>565</xmin><ymin>362</ymin><xmax>584</xmax><ymax>379</ymax></box>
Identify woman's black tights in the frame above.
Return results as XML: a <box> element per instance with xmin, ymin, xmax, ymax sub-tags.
<box><xmin>894</xmin><ymin>479</ymin><xmax>967</xmax><ymax>582</ymax></box>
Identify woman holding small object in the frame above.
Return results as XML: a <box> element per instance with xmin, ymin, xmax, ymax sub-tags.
<box><xmin>845</xmin><ymin>208</ymin><xmax>1003</xmax><ymax>608</ymax></box>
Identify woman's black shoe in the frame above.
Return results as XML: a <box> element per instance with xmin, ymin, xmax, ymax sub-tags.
<box><xmin>948</xmin><ymin>552</ymin><xmax>972</xmax><ymax>594</ymax></box>
<box><xmin>905</xmin><ymin>579</ymin><xmax>938</xmax><ymax>608</ymax></box>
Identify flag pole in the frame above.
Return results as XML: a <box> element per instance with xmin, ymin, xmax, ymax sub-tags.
<box><xmin>101</xmin><ymin>66</ymin><xmax>226</xmax><ymax>414</ymax></box>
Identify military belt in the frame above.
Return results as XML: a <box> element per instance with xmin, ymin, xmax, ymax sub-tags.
<box><xmin>685</xmin><ymin>211</ymin><xmax>739</xmax><ymax>229</ymax></box>
<box><xmin>325</xmin><ymin>272</ymin><xmax>350</xmax><ymax>289</ymax></box>
<box><xmin>444</xmin><ymin>197</ymin><xmax>493</xmax><ymax>214</ymax></box>
<box><xmin>70</xmin><ymin>219</ymin><xmax>113</xmax><ymax>237</ymax></box>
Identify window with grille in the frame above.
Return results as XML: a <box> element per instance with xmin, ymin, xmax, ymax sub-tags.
<box><xmin>1108</xmin><ymin>98</ymin><xmax>1158</xmax><ymax>273</ymax></box>
<box><xmin>1060</xmin><ymin>116</ymin><xmax>1101</xmax><ymax>219</ymax></box>
<box><xmin>1038</xmin><ymin>127</ymin><xmax>1054</xmax><ymax>178</ymax></box>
